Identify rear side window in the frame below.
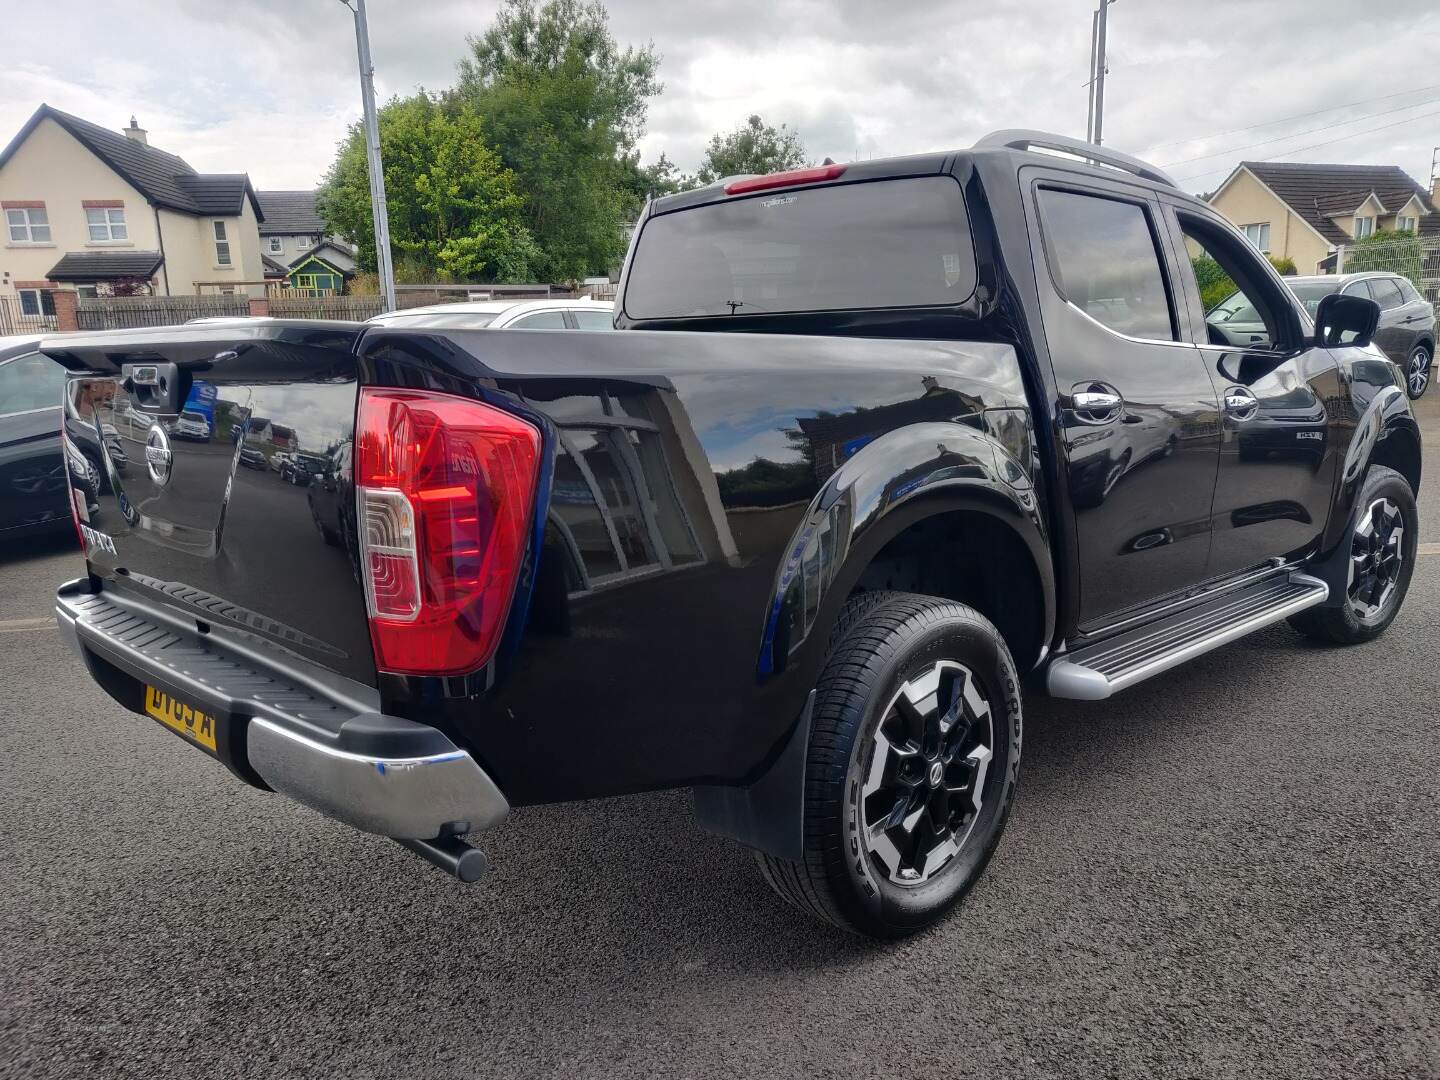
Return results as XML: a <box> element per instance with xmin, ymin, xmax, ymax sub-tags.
<box><xmin>1368</xmin><ymin>278</ymin><xmax>1404</xmax><ymax>310</ymax></box>
<box><xmin>571</xmin><ymin>308</ymin><xmax>615</xmax><ymax>330</ymax></box>
<box><xmin>1396</xmin><ymin>277</ymin><xmax>1423</xmax><ymax>304</ymax></box>
<box><xmin>1039</xmin><ymin>188</ymin><xmax>1175</xmax><ymax>341</ymax></box>
<box><xmin>510</xmin><ymin>311</ymin><xmax>569</xmax><ymax>329</ymax></box>
<box><xmin>624</xmin><ymin>176</ymin><xmax>975</xmax><ymax>319</ymax></box>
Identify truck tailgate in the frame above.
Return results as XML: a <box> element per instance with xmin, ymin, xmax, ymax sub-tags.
<box><xmin>44</xmin><ymin>322</ymin><xmax>376</xmax><ymax>686</ymax></box>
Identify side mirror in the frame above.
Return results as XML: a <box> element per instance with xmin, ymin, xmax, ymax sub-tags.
<box><xmin>1314</xmin><ymin>293</ymin><xmax>1379</xmax><ymax>349</ymax></box>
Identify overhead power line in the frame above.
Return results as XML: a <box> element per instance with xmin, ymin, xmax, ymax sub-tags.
<box><xmin>1141</xmin><ymin>82</ymin><xmax>1440</xmax><ymax>154</ymax></box>
<box><xmin>1159</xmin><ymin>95</ymin><xmax>1440</xmax><ymax>168</ymax></box>
<box><xmin>1174</xmin><ymin>105</ymin><xmax>1440</xmax><ymax>184</ymax></box>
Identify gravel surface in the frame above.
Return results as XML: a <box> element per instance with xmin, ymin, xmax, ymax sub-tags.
<box><xmin>1</xmin><ymin>395</ymin><xmax>1437</xmax><ymax>1080</ymax></box>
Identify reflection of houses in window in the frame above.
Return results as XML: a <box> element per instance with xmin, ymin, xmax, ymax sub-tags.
<box><xmin>519</xmin><ymin>378</ymin><xmax>738</xmax><ymax>595</ymax></box>
<box><xmin>794</xmin><ymin>384</ymin><xmax>986</xmax><ymax>484</ymax></box>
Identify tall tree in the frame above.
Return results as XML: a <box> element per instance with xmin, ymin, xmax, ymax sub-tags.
<box><xmin>316</xmin><ymin>94</ymin><xmax>539</xmax><ymax>282</ymax></box>
<box><xmin>693</xmin><ymin>115</ymin><xmax>810</xmax><ymax>185</ymax></box>
<box><xmin>455</xmin><ymin>0</ymin><xmax>662</xmax><ymax>282</ymax></box>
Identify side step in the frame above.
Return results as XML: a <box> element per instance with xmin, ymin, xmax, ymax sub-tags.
<box><xmin>1047</xmin><ymin>571</ymin><xmax>1328</xmax><ymax>700</ymax></box>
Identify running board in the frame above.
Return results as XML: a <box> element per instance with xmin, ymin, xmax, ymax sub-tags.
<box><xmin>1047</xmin><ymin>571</ymin><xmax>1328</xmax><ymax>700</ymax></box>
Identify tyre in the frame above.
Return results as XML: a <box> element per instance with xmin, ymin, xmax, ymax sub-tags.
<box><xmin>756</xmin><ymin>591</ymin><xmax>1022</xmax><ymax>937</ymax></box>
<box><xmin>1289</xmin><ymin>465</ymin><xmax>1417</xmax><ymax>644</ymax></box>
<box><xmin>1404</xmin><ymin>343</ymin><xmax>1432</xmax><ymax>400</ymax></box>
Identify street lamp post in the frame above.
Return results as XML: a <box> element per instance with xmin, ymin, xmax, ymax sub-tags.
<box><xmin>340</xmin><ymin>0</ymin><xmax>397</xmax><ymax>312</ymax></box>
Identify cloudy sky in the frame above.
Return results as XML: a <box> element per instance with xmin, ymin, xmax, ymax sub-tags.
<box><xmin>2</xmin><ymin>0</ymin><xmax>1437</xmax><ymax>197</ymax></box>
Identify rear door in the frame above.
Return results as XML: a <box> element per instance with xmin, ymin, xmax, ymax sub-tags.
<box><xmin>47</xmin><ymin>322</ymin><xmax>376</xmax><ymax>685</ymax></box>
<box><xmin>1364</xmin><ymin>276</ymin><xmax>1411</xmax><ymax>363</ymax></box>
<box><xmin>1160</xmin><ymin>200</ymin><xmax>1343</xmax><ymax>578</ymax></box>
<box><xmin>1025</xmin><ymin>170</ymin><xmax>1222</xmax><ymax>627</ymax></box>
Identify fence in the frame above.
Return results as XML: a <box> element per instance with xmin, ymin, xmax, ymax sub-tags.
<box><xmin>267</xmin><ymin>294</ymin><xmax>386</xmax><ymax>320</ymax></box>
<box><xmin>1335</xmin><ymin>232</ymin><xmax>1440</xmax><ymax>309</ymax></box>
<box><xmin>75</xmin><ymin>294</ymin><xmax>249</xmax><ymax>330</ymax></box>
<box><xmin>0</xmin><ymin>294</ymin><xmax>57</xmax><ymax>335</ymax></box>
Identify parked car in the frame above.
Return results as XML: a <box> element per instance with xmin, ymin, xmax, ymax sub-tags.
<box><xmin>1286</xmin><ymin>274</ymin><xmax>1434</xmax><ymax>399</ymax></box>
<box><xmin>0</xmin><ymin>336</ymin><xmax>74</xmax><ymax>538</ymax></box>
<box><xmin>367</xmin><ymin>297</ymin><xmax>615</xmax><ymax>331</ymax></box>
<box><xmin>238</xmin><ymin>447</ymin><xmax>268</xmax><ymax>470</ymax></box>
<box><xmin>280</xmin><ymin>451</ymin><xmax>327</xmax><ymax>486</ymax></box>
<box><xmin>172</xmin><ymin>407</ymin><xmax>213</xmax><ymax>442</ymax></box>
<box><xmin>46</xmin><ymin>132</ymin><xmax>1421</xmax><ymax>938</ymax></box>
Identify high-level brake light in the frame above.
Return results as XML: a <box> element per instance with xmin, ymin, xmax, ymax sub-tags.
<box><xmin>723</xmin><ymin>164</ymin><xmax>847</xmax><ymax>196</ymax></box>
<box><xmin>356</xmin><ymin>388</ymin><xmax>541</xmax><ymax>676</ymax></box>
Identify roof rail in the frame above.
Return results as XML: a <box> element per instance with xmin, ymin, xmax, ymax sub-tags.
<box><xmin>974</xmin><ymin>129</ymin><xmax>1177</xmax><ymax>189</ymax></box>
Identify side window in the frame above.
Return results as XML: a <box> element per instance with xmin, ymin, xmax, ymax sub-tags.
<box><xmin>0</xmin><ymin>353</ymin><xmax>66</xmax><ymax>416</ymax></box>
<box><xmin>570</xmin><ymin>308</ymin><xmax>615</xmax><ymax>331</ymax></box>
<box><xmin>1038</xmin><ymin>188</ymin><xmax>1175</xmax><ymax>341</ymax></box>
<box><xmin>1396</xmin><ymin>278</ymin><xmax>1423</xmax><ymax>305</ymax></box>
<box><xmin>1341</xmin><ymin>281</ymin><xmax>1372</xmax><ymax>299</ymax></box>
<box><xmin>1175</xmin><ymin>214</ymin><xmax>1291</xmax><ymax>351</ymax></box>
<box><xmin>510</xmin><ymin>311</ymin><xmax>569</xmax><ymax>329</ymax></box>
<box><xmin>1368</xmin><ymin>278</ymin><xmax>1404</xmax><ymax>310</ymax></box>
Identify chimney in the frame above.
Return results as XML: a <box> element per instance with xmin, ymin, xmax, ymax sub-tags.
<box><xmin>123</xmin><ymin>116</ymin><xmax>147</xmax><ymax>146</ymax></box>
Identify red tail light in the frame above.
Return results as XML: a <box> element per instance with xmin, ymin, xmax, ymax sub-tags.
<box><xmin>355</xmin><ymin>388</ymin><xmax>541</xmax><ymax>676</ymax></box>
<box><xmin>723</xmin><ymin>164</ymin><xmax>846</xmax><ymax>195</ymax></box>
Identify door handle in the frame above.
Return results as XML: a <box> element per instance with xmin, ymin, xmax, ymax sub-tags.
<box><xmin>1070</xmin><ymin>385</ymin><xmax>1123</xmax><ymax>425</ymax></box>
<box><xmin>1223</xmin><ymin>387</ymin><xmax>1260</xmax><ymax>421</ymax></box>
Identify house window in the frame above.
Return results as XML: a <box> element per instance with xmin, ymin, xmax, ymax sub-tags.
<box><xmin>213</xmin><ymin>220</ymin><xmax>231</xmax><ymax>265</ymax></box>
<box><xmin>75</xmin><ymin>285</ymin><xmax>99</xmax><ymax>299</ymax></box>
<box><xmin>1396</xmin><ymin>214</ymin><xmax>1417</xmax><ymax>233</ymax></box>
<box><xmin>16</xmin><ymin>288</ymin><xmax>57</xmax><ymax>317</ymax></box>
<box><xmin>6</xmin><ymin>206</ymin><xmax>51</xmax><ymax>243</ymax></box>
<box><xmin>295</xmin><ymin>235</ymin><xmax>313</xmax><ymax>249</ymax></box>
<box><xmin>1241</xmin><ymin>222</ymin><xmax>1271</xmax><ymax>252</ymax></box>
<box><xmin>85</xmin><ymin>207</ymin><xmax>128</xmax><ymax>242</ymax></box>
<box><xmin>1354</xmin><ymin>215</ymin><xmax>1375</xmax><ymax>239</ymax></box>
<box><xmin>268</xmin><ymin>236</ymin><xmax>284</xmax><ymax>254</ymax></box>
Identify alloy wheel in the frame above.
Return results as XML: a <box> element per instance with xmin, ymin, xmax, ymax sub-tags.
<box><xmin>1347</xmin><ymin>496</ymin><xmax>1405</xmax><ymax>622</ymax></box>
<box><xmin>860</xmin><ymin>660</ymin><xmax>994</xmax><ymax>886</ymax></box>
<box><xmin>1408</xmin><ymin>348</ymin><xmax>1430</xmax><ymax>397</ymax></box>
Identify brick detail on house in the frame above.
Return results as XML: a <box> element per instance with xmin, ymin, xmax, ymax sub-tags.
<box><xmin>13</xmin><ymin>280</ymin><xmax>57</xmax><ymax>290</ymax></box>
<box><xmin>248</xmin><ymin>297</ymin><xmax>270</xmax><ymax>317</ymax></box>
<box><xmin>51</xmin><ymin>289</ymin><xmax>79</xmax><ymax>333</ymax></box>
<box><xmin>1</xmin><ymin>200</ymin><xmax>46</xmax><ymax>209</ymax></box>
<box><xmin>81</xmin><ymin>199</ymin><xmax>125</xmax><ymax>208</ymax></box>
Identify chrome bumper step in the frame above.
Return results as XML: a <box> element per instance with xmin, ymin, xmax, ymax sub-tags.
<box><xmin>1047</xmin><ymin>571</ymin><xmax>1328</xmax><ymax>700</ymax></box>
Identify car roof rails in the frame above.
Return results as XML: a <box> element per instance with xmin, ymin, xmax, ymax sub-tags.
<box><xmin>974</xmin><ymin>129</ymin><xmax>1177</xmax><ymax>189</ymax></box>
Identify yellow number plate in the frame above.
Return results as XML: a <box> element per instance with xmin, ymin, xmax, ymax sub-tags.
<box><xmin>144</xmin><ymin>686</ymin><xmax>219</xmax><ymax>753</ymax></box>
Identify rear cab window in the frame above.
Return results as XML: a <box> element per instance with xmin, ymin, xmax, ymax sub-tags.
<box><xmin>623</xmin><ymin>175</ymin><xmax>976</xmax><ymax>320</ymax></box>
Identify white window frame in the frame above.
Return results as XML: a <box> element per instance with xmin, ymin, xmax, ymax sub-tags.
<box><xmin>15</xmin><ymin>287</ymin><xmax>56</xmax><ymax>317</ymax></box>
<box><xmin>75</xmin><ymin>284</ymin><xmax>99</xmax><ymax>299</ymax></box>
<box><xmin>6</xmin><ymin>206</ymin><xmax>51</xmax><ymax>244</ymax></box>
<box><xmin>267</xmin><ymin>236</ymin><xmax>284</xmax><ymax>254</ymax></box>
<box><xmin>213</xmin><ymin>220</ymin><xmax>232</xmax><ymax>266</ymax></box>
<box><xmin>1396</xmin><ymin>214</ymin><xmax>1417</xmax><ymax>233</ymax></box>
<box><xmin>1353</xmin><ymin>215</ymin><xmax>1375</xmax><ymax>239</ymax></box>
<box><xmin>295</xmin><ymin>235</ymin><xmax>314</xmax><ymax>250</ymax></box>
<box><xmin>1241</xmin><ymin>222</ymin><xmax>1271</xmax><ymax>253</ymax></box>
<box><xmin>85</xmin><ymin>206</ymin><xmax>128</xmax><ymax>243</ymax></box>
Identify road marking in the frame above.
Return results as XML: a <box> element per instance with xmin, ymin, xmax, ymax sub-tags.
<box><xmin>1421</xmin><ymin>542</ymin><xmax>1440</xmax><ymax>556</ymax></box>
<box><xmin>0</xmin><ymin>617</ymin><xmax>56</xmax><ymax>634</ymax></box>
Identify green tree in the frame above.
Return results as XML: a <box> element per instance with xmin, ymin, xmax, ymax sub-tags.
<box><xmin>1340</xmin><ymin>229</ymin><xmax>1426</xmax><ymax>289</ymax></box>
<box><xmin>693</xmin><ymin>115</ymin><xmax>810</xmax><ymax>186</ymax></box>
<box><xmin>317</xmin><ymin>94</ymin><xmax>539</xmax><ymax>282</ymax></box>
<box><xmin>455</xmin><ymin>0</ymin><xmax>662</xmax><ymax>281</ymax></box>
<box><xmin>1191</xmin><ymin>253</ymin><xmax>1301</xmax><ymax>311</ymax></box>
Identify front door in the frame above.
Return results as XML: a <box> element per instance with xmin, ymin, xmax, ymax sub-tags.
<box><xmin>1161</xmin><ymin>202</ymin><xmax>1343</xmax><ymax>578</ymax></box>
<box><xmin>1026</xmin><ymin>173</ymin><xmax>1223</xmax><ymax>628</ymax></box>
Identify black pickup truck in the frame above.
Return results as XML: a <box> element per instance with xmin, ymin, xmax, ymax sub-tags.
<box><xmin>47</xmin><ymin>131</ymin><xmax>1421</xmax><ymax>937</ymax></box>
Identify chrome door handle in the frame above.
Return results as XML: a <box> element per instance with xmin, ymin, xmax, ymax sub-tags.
<box><xmin>1073</xmin><ymin>391</ymin><xmax>1122</xmax><ymax>411</ymax></box>
<box><xmin>1223</xmin><ymin>388</ymin><xmax>1259</xmax><ymax>421</ymax></box>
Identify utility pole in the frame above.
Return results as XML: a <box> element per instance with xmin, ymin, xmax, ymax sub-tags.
<box><xmin>1092</xmin><ymin>0</ymin><xmax>1113</xmax><ymax>146</ymax></box>
<box><xmin>342</xmin><ymin>0</ymin><xmax>396</xmax><ymax>312</ymax></box>
<box><xmin>1085</xmin><ymin>8</ymin><xmax>1099</xmax><ymax>142</ymax></box>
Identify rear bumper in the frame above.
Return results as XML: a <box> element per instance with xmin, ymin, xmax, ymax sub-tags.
<box><xmin>55</xmin><ymin>578</ymin><xmax>508</xmax><ymax>840</ymax></box>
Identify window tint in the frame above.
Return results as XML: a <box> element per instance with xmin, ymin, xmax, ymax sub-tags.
<box><xmin>0</xmin><ymin>353</ymin><xmax>66</xmax><ymax>416</ymax></box>
<box><xmin>1039</xmin><ymin>189</ymin><xmax>1174</xmax><ymax>340</ymax></box>
<box><xmin>510</xmin><ymin>310</ymin><xmax>569</xmax><ymax>329</ymax></box>
<box><xmin>570</xmin><ymin>308</ymin><xmax>615</xmax><ymax>330</ymax></box>
<box><xmin>625</xmin><ymin>176</ymin><xmax>975</xmax><ymax>319</ymax></box>
<box><xmin>1368</xmin><ymin>278</ymin><xmax>1404</xmax><ymax>310</ymax></box>
<box><xmin>1396</xmin><ymin>277</ymin><xmax>1423</xmax><ymax>304</ymax></box>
